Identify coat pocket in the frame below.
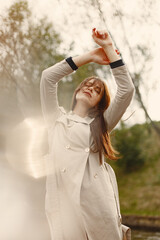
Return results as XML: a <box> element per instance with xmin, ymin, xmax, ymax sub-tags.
<box><xmin>121</xmin><ymin>224</ymin><xmax>131</xmax><ymax>240</ymax></box>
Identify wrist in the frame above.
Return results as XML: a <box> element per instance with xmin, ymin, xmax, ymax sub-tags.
<box><xmin>86</xmin><ymin>50</ymin><xmax>94</xmax><ymax>63</ymax></box>
<box><xmin>72</xmin><ymin>51</ymin><xmax>93</xmax><ymax>67</ymax></box>
<box><xmin>103</xmin><ymin>44</ymin><xmax>115</xmax><ymax>52</ymax></box>
<box><xmin>89</xmin><ymin>49</ymin><xmax>97</xmax><ymax>62</ymax></box>
<box><xmin>103</xmin><ymin>46</ymin><xmax>121</xmax><ymax>63</ymax></box>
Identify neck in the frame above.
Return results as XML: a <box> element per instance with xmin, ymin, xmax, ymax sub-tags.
<box><xmin>73</xmin><ymin>102</ymin><xmax>89</xmax><ymax>118</ymax></box>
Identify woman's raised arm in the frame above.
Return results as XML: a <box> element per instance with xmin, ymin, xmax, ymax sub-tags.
<box><xmin>40</xmin><ymin>47</ymin><xmax>109</xmax><ymax>129</ymax></box>
<box><xmin>40</xmin><ymin>60</ymin><xmax>75</xmax><ymax>129</ymax></box>
<box><xmin>104</xmin><ymin>62</ymin><xmax>135</xmax><ymax>132</ymax></box>
<box><xmin>92</xmin><ymin>28</ymin><xmax>135</xmax><ymax>132</ymax></box>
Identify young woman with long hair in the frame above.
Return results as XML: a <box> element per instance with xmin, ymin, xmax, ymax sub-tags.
<box><xmin>40</xmin><ymin>28</ymin><xmax>135</xmax><ymax>240</ymax></box>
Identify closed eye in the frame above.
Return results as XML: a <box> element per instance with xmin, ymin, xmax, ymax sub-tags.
<box><xmin>95</xmin><ymin>87</ymin><xmax>101</xmax><ymax>94</ymax></box>
<box><xmin>85</xmin><ymin>83</ymin><xmax>92</xmax><ymax>87</ymax></box>
<box><xmin>85</xmin><ymin>81</ymin><xmax>102</xmax><ymax>94</ymax></box>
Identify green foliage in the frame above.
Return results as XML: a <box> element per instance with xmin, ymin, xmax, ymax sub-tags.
<box><xmin>113</xmin><ymin>122</ymin><xmax>147</xmax><ymax>172</ymax></box>
<box><xmin>0</xmin><ymin>0</ymin><xmax>64</xmax><ymax>84</ymax></box>
<box><xmin>0</xmin><ymin>1</ymin><xmax>65</xmax><ymax>117</ymax></box>
<box><xmin>109</xmin><ymin>121</ymin><xmax>160</xmax><ymax>216</ymax></box>
<box><xmin>8</xmin><ymin>0</ymin><xmax>31</xmax><ymax>23</ymax></box>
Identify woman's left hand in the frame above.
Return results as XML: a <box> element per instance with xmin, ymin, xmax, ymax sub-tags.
<box><xmin>91</xmin><ymin>47</ymin><xmax>110</xmax><ymax>65</ymax></box>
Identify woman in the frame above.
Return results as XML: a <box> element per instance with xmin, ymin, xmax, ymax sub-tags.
<box><xmin>40</xmin><ymin>28</ymin><xmax>135</xmax><ymax>240</ymax></box>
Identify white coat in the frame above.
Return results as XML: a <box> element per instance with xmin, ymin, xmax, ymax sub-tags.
<box><xmin>40</xmin><ymin>59</ymin><xmax>135</xmax><ymax>240</ymax></box>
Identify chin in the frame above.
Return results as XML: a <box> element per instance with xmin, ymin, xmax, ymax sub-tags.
<box><xmin>77</xmin><ymin>98</ymin><xmax>92</xmax><ymax>107</ymax></box>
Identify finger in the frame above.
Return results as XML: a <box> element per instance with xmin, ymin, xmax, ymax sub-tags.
<box><xmin>92</xmin><ymin>33</ymin><xmax>97</xmax><ymax>40</ymax></box>
<box><xmin>101</xmin><ymin>32</ymin><xmax>108</xmax><ymax>39</ymax></box>
<box><xmin>96</xmin><ymin>30</ymin><xmax>107</xmax><ymax>39</ymax></box>
<box><xmin>92</xmin><ymin>32</ymin><xmax>99</xmax><ymax>40</ymax></box>
<box><xmin>92</xmin><ymin>28</ymin><xmax>97</xmax><ymax>36</ymax></box>
<box><xmin>97</xmin><ymin>30</ymin><xmax>107</xmax><ymax>36</ymax></box>
<box><xmin>97</xmin><ymin>29</ymin><xmax>104</xmax><ymax>34</ymax></box>
<box><xmin>96</xmin><ymin>30</ymin><xmax>102</xmax><ymax>37</ymax></box>
<box><xmin>102</xmin><ymin>33</ymin><xmax>107</xmax><ymax>39</ymax></box>
<box><xmin>92</xmin><ymin>31</ymin><xmax>96</xmax><ymax>37</ymax></box>
<box><xmin>92</xmin><ymin>28</ymin><xmax>99</xmax><ymax>38</ymax></box>
<box><xmin>115</xmin><ymin>49</ymin><xmax>120</xmax><ymax>55</ymax></box>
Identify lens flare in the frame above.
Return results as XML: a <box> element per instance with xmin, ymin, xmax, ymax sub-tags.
<box><xmin>5</xmin><ymin>117</ymin><xmax>49</xmax><ymax>179</ymax></box>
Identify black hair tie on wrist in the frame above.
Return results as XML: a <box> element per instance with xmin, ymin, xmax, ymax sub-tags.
<box><xmin>66</xmin><ymin>57</ymin><xmax>78</xmax><ymax>70</ymax></box>
<box><xmin>110</xmin><ymin>59</ymin><xmax>124</xmax><ymax>69</ymax></box>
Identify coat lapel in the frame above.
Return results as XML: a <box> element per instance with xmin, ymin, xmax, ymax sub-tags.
<box><xmin>66</xmin><ymin>110</ymin><xmax>95</xmax><ymax>125</ymax></box>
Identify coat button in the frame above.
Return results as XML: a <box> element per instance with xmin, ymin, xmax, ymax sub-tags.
<box><xmin>66</xmin><ymin>144</ymin><xmax>70</xmax><ymax>149</ymax></box>
<box><xmin>85</xmin><ymin>147</ymin><xmax>90</xmax><ymax>153</ymax></box>
<box><xmin>61</xmin><ymin>168</ymin><xmax>66</xmax><ymax>173</ymax></box>
<box><xmin>94</xmin><ymin>173</ymin><xmax>98</xmax><ymax>178</ymax></box>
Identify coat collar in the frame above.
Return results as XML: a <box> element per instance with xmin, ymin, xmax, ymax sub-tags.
<box><xmin>66</xmin><ymin>110</ymin><xmax>95</xmax><ymax>125</ymax></box>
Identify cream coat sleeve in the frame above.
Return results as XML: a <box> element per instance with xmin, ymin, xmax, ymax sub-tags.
<box><xmin>103</xmin><ymin>64</ymin><xmax>135</xmax><ymax>132</ymax></box>
<box><xmin>40</xmin><ymin>59</ymin><xmax>74</xmax><ymax>128</ymax></box>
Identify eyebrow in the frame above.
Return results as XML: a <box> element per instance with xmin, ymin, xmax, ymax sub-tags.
<box><xmin>87</xmin><ymin>80</ymin><xmax>104</xmax><ymax>91</ymax></box>
<box><xmin>87</xmin><ymin>80</ymin><xmax>102</xmax><ymax>87</ymax></box>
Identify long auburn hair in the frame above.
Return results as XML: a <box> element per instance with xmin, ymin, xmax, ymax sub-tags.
<box><xmin>70</xmin><ymin>76</ymin><xmax>119</xmax><ymax>165</ymax></box>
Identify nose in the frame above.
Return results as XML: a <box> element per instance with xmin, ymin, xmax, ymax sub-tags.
<box><xmin>87</xmin><ymin>86</ymin><xmax>93</xmax><ymax>92</ymax></box>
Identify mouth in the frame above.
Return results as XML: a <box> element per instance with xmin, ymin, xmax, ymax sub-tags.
<box><xmin>83</xmin><ymin>91</ymin><xmax>91</xmax><ymax>97</ymax></box>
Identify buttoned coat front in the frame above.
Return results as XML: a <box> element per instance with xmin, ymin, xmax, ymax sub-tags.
<box><xmin>40</xmin><ymin>59</ymin><xmax>135</xmax><ymax>240</ymax></box>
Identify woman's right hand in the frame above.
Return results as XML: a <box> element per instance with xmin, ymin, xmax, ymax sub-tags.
<box><xmin>92</xmin><ymin>28</ymin><xmax>120</xmax><ymax>63</ymax></box>
<box><xmin>71</xmin><ymin>29</ymin><xmax>120</xmax><ymax>68</ymax></box>
<box><xmin>92</xmin><ymin>28</ymin><xmax>114</xmax><ymax>48</ymax></box>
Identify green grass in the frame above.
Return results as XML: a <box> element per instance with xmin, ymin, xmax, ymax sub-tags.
<box><xmin>106</xmin><ymin>122</ymin><xmax>160</xmax><ymax>217</ymax></box>
<box><xmin>108</xmin><ymin>156</ymin><xmax>160</xmax><ymax>216</ymax></box>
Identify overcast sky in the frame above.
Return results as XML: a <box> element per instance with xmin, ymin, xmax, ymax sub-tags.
<box><xmin>0</xmin><ymin>0</ymin><xmax>160</xmax><ymax>124</ymax></box>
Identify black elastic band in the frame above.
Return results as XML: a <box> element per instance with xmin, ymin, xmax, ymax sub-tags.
<box><xmin>65</xmin><ymin>57</ymin><xmax>78</xmax><ymax>70</ymax></box>
<box><xmin>110</xmin><ymin>59</ymin><xmax>124</xmax><ymax>69</ymax></box>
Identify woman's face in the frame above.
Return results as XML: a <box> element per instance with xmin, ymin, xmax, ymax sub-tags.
<box><xmin>76</xmin><ymin>78</ymin><xmax>104</xmax><ymax>108</ymax></box>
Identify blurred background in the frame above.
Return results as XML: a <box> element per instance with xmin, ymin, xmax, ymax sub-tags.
<box><xmin>0</xmin><ymin>0</ymin><xmax>160</xmax><ymax>239</ymax></box>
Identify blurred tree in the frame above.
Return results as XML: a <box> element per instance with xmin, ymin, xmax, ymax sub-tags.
<box><xmin>0</xmin><ymin>1</ymin><xmax>64</xmax><ymax>118</ymax></box>
<box><xmin>113</xmin><ymin>122</ymin><xmax>147</xmax><ymax>172</ymax></box>
<box><xmin>94</xmin><ymin>0</ymin><xmax>160</xmax><ymax>136</ymax></box>
<box><xmin>60</xmin><ymin>0</ymin><xmax>160</xmax><ymax>136</ymax></box>
<box><xmin>0</xmin><ymin>0</ymin><xmax>103</xmax><ymax>120</ymax></box>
